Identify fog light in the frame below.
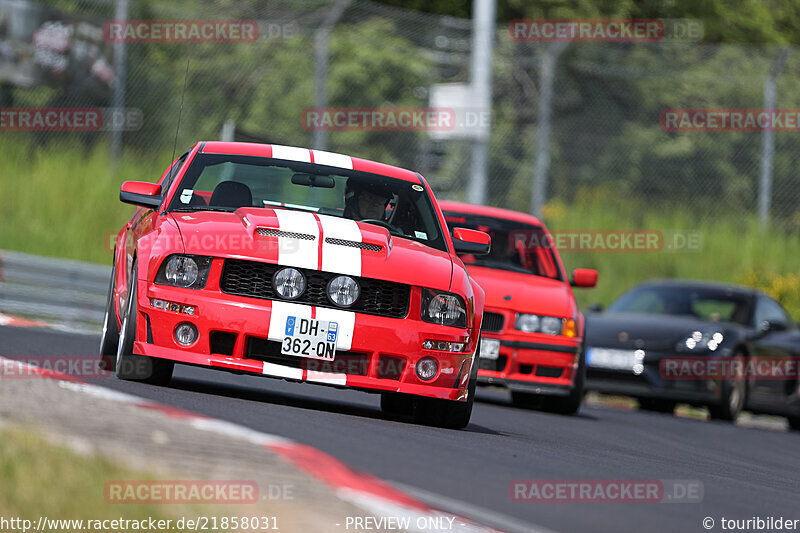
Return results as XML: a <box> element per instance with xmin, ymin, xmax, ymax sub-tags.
<box><xmin>273</xmin><ymin>267</ymin><xmax>306</xmax><ymax>300</ymax></box>
<box><xmin>174</xmin><ymin>323</ymin><xmax>198</xmax><ymax>346</ymax></box>
<box><xmin>416</xmin><ymin>357</ymin><xmax>438</xmax><ymax>381</ymax></box>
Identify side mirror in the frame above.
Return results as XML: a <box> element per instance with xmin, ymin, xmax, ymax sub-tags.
<box><xmin>571</xmin><ymin>268</ymin><xmax>598</xmax><ymax>288</ymax></box>
<box><xmin>760</xmin><ymin>320</ymin><xmax>788</xmax><ymax>334</ymax></box>
<box><xmin>587</xmin><ymin>302</ymin><xmax>604</xmax><ymax>313</ymax></box>
<box><xmin>452</xmin><ymin>227</ymin><xmax>491</xmax><ymax>255</ymax></box>
<box><xmin>120</xmin><ymin>181</ymin><xmax>162</xmax><ymax>209</ymax></box>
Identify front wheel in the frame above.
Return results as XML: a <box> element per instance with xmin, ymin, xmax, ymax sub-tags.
<box><xmin>99</xmin><ymin>263</ymin><xmax>120</xmax><ymax>372</ymax></box>
<box><xmin>115</xmin><ymin>262</ymin><xmax>174</xmax><ymax>386</ymax></box>
<box><xmin>708</xmin><ymin>353</ymin><xmax>746</xmax><ymax>422</ymax></box>
<box><xmin>412</xmin><ymin>346</ymin><xmax>479</xmax><ymax>430</ymax></box>
<box><xmin>541</xmin><ymin>348</ymin><xmax>586</xmax><ymax>415</ymax></box>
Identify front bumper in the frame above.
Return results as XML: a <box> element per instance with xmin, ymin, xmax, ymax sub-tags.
<box><xmin>477</xmin><ymin>333</ymin><xmax>581</xmax><ymax>396</ymax></box>
<box><xmin>133</xmin><ymin>280</ymin><xmax>477</xmax><ymax>401</ymax></box>
<box><xmin>585</xmin><ymin>348</ymin><xmax>722</xmax><ymax>405</ymax></box>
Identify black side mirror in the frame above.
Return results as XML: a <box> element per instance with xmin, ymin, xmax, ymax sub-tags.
<box><xmin>587</xmin><ymin>302</ymin><xmax>604</xmax><ymax>313</ymax></box>
<box><xmin>760</xmin><ymin>320</ymin><xmax>788</xmax><ymax>334</ymax></box>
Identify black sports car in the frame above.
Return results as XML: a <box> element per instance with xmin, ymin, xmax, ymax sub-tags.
<box><xmin>585</xmin><ymin>279</ymin><xmax>800</xmax><ymax>428</ymax></box>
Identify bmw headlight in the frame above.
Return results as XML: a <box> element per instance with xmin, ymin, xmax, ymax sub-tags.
<box><xmin>515</xmin><ymin>313</ymin><xmax>566</xmax><ymax>336</ymax></box>
<box><xmin>421</xmin><ymin>289</ymin><xmax>467</xmax><ymax>328</ymax></box>
<box><xmin>327</xmin><ymin>275</ymin><xmax>360</xmax><ymax>307</ymax></box>
<box><xmin>273</xmin><ymin>267</ymin><xmax>306</xmax><ymax>300</ymax></box>
<box><xmin>676</xmin><ymin>329</ymin><xmax>724</xmax><ymax>352</ymax></box>
<box><xmin>155</xmin><ymin>255</ymin><xmax>212</xmax><ymax>289</ymax></box>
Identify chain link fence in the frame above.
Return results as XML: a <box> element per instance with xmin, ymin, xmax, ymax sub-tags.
<box><xmin>3</xmin><ymin>0</ymin><xmax>800</xmax><ymax>228</ymax></box>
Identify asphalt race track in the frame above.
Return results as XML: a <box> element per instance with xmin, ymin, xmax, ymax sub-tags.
<box><xmin>3</xmin><ymin>325</ymin><xmax>799</xmax><ymax>533</ymax></box>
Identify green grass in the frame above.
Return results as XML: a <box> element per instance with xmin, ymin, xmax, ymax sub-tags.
<box><xmin>546</xmin><ymin>188</ymin><xmax>800</xmax><ymax>318</ymax></box>
<box><xmin>2</xmin><ymin>140</ymin><xmax>800</xmax><ymax>316</ymax></box>
<box><xmin>0</xmin><ymin>138</ymin><xmax>169</xmax><ymax>264</ymax></box>
<box><xmin>0</xmin><ymin>425</ymin><xmax>181</xmax><ymax>521</ymax></box>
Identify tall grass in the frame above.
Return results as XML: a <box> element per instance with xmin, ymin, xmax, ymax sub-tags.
<box><xmin>0</xmin><ymin>138</ymin><xmax>170</xmax><ymax>264</ymax></box>
<box><xmin>2</xmin><ymin>140</ymin><xmax>799</xmax><ymax>316</ymax></box>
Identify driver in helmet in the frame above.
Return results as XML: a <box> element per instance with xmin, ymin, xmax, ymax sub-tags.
<box><xmin>344</xmin><ymin>179</ymin><xmax>393</xmax><ymax>221</ymax></box>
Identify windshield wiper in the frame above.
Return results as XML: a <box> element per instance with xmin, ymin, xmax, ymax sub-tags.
<box><xmin>170</xmin><ymin>206</ymin><xmax>238</xmax><ymax>213</ymax></box>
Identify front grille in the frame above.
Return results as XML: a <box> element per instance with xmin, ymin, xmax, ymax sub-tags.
<box><xmin>256</xmin><ymin>228</ymin><xmax>316</xmax><ymax>240</ymax></box>
<box><xmin>220</xmin><ymin>259</ymin><xmax>410</xmax><ymax>318</ymax></box>
<box><xmin>325</xmin><ymin>237</ymin><xmax>382</xmax><ymax>252</ymax></box>
<box><xmin>245</xmin><ymin>336</ymin><xmax>369</xmax><ymax>375</ymax></box>
<box><xmin>481</xmin><ymin>312</ymin><xmax>505</xmax><ymax>332</ymax></box>
<box><xmin>535</xmin><ymin>365</ymin><xmax>563</xmax><ymax>378</ymax></box>
<box><xmin>479</xmin><ymin>355</ymin><xmax>508</xmax><ymax>372</ymax></box>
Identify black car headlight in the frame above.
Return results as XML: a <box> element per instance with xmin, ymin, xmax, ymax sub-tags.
<box><xmin>676</xmin><ymin>328</ymin><xmax>725</xmax><ymax>352</ymax></box>
<box><xmin>421</xmin><ymin>289</ymin><xmax>467</xmax><ymax>328</ymax></box>
<box><xmin>155</xmin><ymin>254</ymin><xmax>212</xmax><ymax>289</ymax></box>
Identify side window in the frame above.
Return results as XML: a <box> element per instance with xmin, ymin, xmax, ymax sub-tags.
<box><xmin>161</xmin><ymin>154</ymin><xmax>189</xmax><ymax>198</ymax></box>
<box><xmin>752</xmin><ymin>297</ymin><xmax>790</xmax><ymax>329</ymax></box>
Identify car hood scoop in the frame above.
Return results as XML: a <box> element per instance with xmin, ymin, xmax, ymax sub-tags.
<box><xmin>171</xmin><ymin>208</ymin><xmax>454</xmax><ymax>291</ymax></box>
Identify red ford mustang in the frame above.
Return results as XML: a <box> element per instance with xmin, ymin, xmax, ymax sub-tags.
<box><xmin>100</xmin><ymin>142</ymin><xmax>491</xmax><ymax>429</ymax></box>
<box><xmin>440</xmin><ymin>201</ymin><xmax>597</xmax><ymax>414</ymax></box>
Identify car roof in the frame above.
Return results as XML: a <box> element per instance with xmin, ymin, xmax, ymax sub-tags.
<box><xmin>199</xmin><ymin>141</ymin><xmax>422</xmax><ymax>183</ymax></box>
<box><xmin>636</xmin><ymin>278</ymin><xmax>760</xmax><ymax>297</ymax></box>
<box><xmin>438</xmin><ymin>200</ymin><xmax>544</xmax><ymax>226</ymax></box>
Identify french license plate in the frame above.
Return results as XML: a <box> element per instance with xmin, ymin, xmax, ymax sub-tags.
<box><xmin>480</xmin><ymin>338</ymin><xmax>501</xmax><ymax>360</ymax></box>
<box><xmin>586</xmin><ymin>347</ymin><xmax>637</xmax><ymax>370</ymax></box>
<box><xmin>281</xmin><ymin>316</ymin><xmax>338</xmax><ymax>361</ymax></box>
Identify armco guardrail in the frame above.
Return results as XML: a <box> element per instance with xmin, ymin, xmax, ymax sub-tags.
<box><xmin>0</xmin><ymin>250</ymin><xmax>110</xmax><ymax>333</ymax></box>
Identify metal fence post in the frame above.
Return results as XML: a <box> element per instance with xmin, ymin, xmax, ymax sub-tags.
<box><xmin>531</xmin><ymin>41</ymin><xmax>568</xmax><ymax>218</ymax></box>
<box><xmin>110</xmin><ymin>0</ymin><xmax>128</xmax><ymax>162</ymax></box>
<box><xmin>758</xmin><ymin>47</ymin><xmax>789</xmax><ymax>230</ymax></box>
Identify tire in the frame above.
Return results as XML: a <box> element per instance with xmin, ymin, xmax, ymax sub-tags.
<box><xmin>412</xmin><ymin>343</ymin><xmax>479</xmax><ymax>430</ymax></box>
<box><xmin>788</xmin><ymin>416</ymin><xmax>800</xmax><ymax>431</ymax></box>
<box><xmin>99</xmin><ymin>262</ymin><xmax>120</xmax><ymax>372</ymax></box>
<box><xmin>115</xmin><ymin>261</ymin><xmax>174</xmax><ymax>386</ymax></box>
<box><xmin>380</xmin><ymin>392</ymin><xmax>414</xmax><ymax>418</ymax></box>
<box><xmin>708</xmin><ymin>353</ymin><xmax>746</xmax><ymax>422</ymax></box>
<box><xmin>638</xmin><ymin>398</ymin><xmax>677</xmax><ymax>414</ymax></box>
<box><xmin>541</xmin><ymin>348</ymin><xmax>586</xmax><ymax>415</ymax></box>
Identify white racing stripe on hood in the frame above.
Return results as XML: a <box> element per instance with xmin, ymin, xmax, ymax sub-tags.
<box><xmin>318</xmin><ymin>215</ymin><xmax>362</xmax><ymax>277</ymax></box>
<box><xmin>276</xmin><ymin>209</ymin><xmax>320</xmax><ymax>270</ymax></box>
<box><xmin>312</xmin><ymin>150</ymin><xmax>353</xmax><ymax>169</ymax></box>
<box><xmin>271</xmin><ymin>144</ymin><xmax>311</xmax><ymax>162</ymax></box>
<box><xmin>314</xmin><ymin>307</ymin><xmax>356</xmax><ymax>351</ymax></box>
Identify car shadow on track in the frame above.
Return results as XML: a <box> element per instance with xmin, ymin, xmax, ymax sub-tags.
<box><xmin>168</xmin><ymin>377</ymin><xmax>502</xmax><ymax>434</ymax></box>
<box><xmin>475</xmin><ymin>394</ymin><xmax>600</xmax><ymax>422</ymax></box>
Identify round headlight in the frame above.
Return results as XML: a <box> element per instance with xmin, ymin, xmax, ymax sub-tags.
<box><xmin>540</xmin><ymin>316</ymin><xmax>563</xmax><ymax>335</ymax></box>
<box><xmin>166</xmin><ymin>256</ymin><xmax>199</xmax><ymax>287</ymax></box>
<box><xmin>515</xmin><ymin>314</ymin><xmax>540</xmax><ymax>332</ymax></box>
<box><xmin>273</xmin><ymin>267</ymin><xmax>306</xmax><ymax>300</ymax></box>
<box><xmin>427</xmin><ymin>294</ymin><xmax>464</xmax><ymax>325</ymax></box>
<box><xmin>327</xmin><ymin>275</ymin><xmax>360</xmax><ymax>307</ymax></box>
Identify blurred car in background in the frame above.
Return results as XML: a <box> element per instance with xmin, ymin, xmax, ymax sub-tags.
<box><xmin>585</xmin><ymin>279</ymin><xmax>800</xmax><ymax>428</ymax></box>
<box><xmin>440</xmin><ymin>201</ymin><xmax>597</xmax><ymax>414</ymax></box>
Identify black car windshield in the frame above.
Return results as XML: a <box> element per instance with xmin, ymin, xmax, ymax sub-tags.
<box><xmin>443</xmin><ymin>211</ymin><xmax>562</xmax><ymax>280</ymax></box>
<box><xmin>608</xmin><ymin>285</ymin><xmax>751</xmax><ymax>324</ymax></box>
<box><xmin>167</xmin><ymin>153</ymin><xmax>446</xmax><ymax>251</ymax></box>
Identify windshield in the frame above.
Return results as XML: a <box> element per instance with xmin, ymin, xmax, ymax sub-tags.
<box><xmin>442</xmin><ymin>211</ymin><xmax>563</xmax><ymax>280</ymax></box>
<box><xmin>608</xmin><ymin>285</ymin><xmax>751</xmax><ymax>324</ymax></box>
<box><xmin>168</xmin><ymin>153</ymin><xmax>446</xmax><ymax>251</ymax></box>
